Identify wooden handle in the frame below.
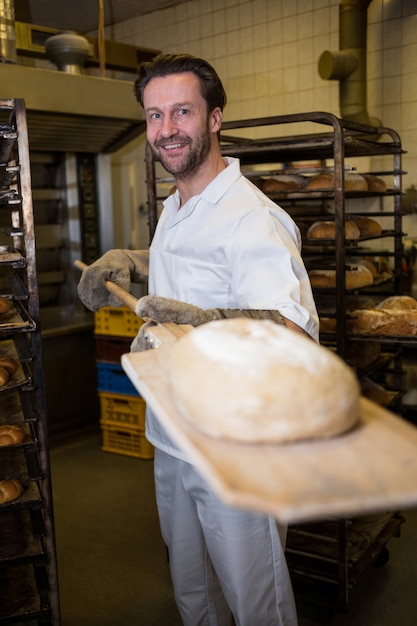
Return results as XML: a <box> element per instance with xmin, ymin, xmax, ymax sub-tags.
<box><xmin>74</xmin><ymin>259</ymin><xmax>139</xmax><ymax>313</ymax></box>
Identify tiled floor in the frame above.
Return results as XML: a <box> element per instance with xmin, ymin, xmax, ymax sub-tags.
<box><xmin>50</xmin><ymin>427</ymin><xmax>417</xmax><ymax>626</ymax></box>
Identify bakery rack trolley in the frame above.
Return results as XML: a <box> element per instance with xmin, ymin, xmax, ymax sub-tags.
<box><xmin>144</xmin><ymin>111</ymin><xmax>407</xmax><ymax>619</ymax></box>
<box><xmin>0</xmin><ymin>99</ymin><xmax>60</xmax><ymax>624</ymax></box>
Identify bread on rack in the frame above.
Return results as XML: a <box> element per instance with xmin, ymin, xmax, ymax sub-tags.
<box><xmin>349</xmin><ymin>306</ymin><xmax>417</xmax><ymax>336</ymax></box>
<box><xmin>0</xmin><ymin>356</ymin><xmax>16</xmax><ymax>387</ymax></box>
<box><xmin>306</xmin><ymin>172</ymin><xmax>367</xmax><ymax>191</ymax></box>
<box><xmin>306</xmin><ymin>220</ymin><xmax>360</xmax><ymax>240</ymax></box>
<box><xmin>169</xmin><ymin>319</ymin><xmax>361</xmax><ymax>443</ymax></box>
<box><xmin>376</xmin><ymin>295</ymin><xmax>417</xmax><ymax>310</ymax></box>
<box><xmin>345</xmin><ymin>340</ymin><xmax>381</xmax><ymax>369</ymax></box>
<box><xmin>0</xmin><ymin>479</ymin><xmax>24</xmax><ymax>504</ymax></box>
<box><xmin>0</xmin><ymin>424</ymin><xmax>25</xmax><ymax>446</ymax></box>
<box><xmin>261</xmin><ymin>174</ymin><xmax>306</xmax><ymax>193</ymax></box>
<box><xmin>309</xmin><ymin>264</ymin><xmax>374</xmax><ymax>289</ymax></box>
<box><xmin>362</xmin><ymin>174</ymin><xmax>387</xmax><ymax>193</ymax></box>
<box><xmin>352</xmin><ymin>216</ymin><xmax>382</xmax><ymax>237</ymax></box>
<box><xmin>0</xmin><ymin>297</ymin><xmax>12</xmax><ymax>315</ymax></box>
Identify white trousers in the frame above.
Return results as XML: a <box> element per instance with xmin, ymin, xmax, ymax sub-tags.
<box><xmin>154</xmin><ymin>449</ymin><xmax>298</xmax><ymax>626</ymax></box>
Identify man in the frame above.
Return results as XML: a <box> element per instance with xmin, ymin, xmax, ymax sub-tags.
<box><xmin>78</xmin><ymin>53</ymin><xmax>318</xmax><ymax>625</ymax></box>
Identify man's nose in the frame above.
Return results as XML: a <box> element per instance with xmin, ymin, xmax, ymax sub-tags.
<box><xmin>159</xmin><ymin>116</ymin><xmax>178</xmax><ymax>138</ymax></box>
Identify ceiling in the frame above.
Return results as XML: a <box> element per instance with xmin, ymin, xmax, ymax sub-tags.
<box><xmin>15</xmin><ymin>0</ymin><xmax>187</xmax><ymax>34</ymax></box>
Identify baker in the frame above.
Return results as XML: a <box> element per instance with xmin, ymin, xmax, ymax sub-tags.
<box><xmin>78</xmin><ymin>53</ymin><xmax>319</xmax><ymax>626</ymax></box>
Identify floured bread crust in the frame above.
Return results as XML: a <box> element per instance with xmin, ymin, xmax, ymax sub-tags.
<box><xmin>169</xmin><ymin>319</ymin><xmax>361</xmax><ymax>443</ymax></box>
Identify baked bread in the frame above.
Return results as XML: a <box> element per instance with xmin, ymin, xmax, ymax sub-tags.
<box><xmin>363</xmin><ymin>174</ymin><xmax>387</xmax><ymax>193</ymax></box>
<box><xmin>0</xmin><ymin>479</ymin><xmax>23</xmax><ymax>504</ymax></box>
<box><xmin>0</xmin><ymin>356</ymin><xmax>17</xmax><ymax>375</ymax></box>
<box><xmin>345</xmin><ymin>341</ymin><xmax>381</xmax><ymax>369</ymax></box>
<box><xmin>307</xmin><ymin>220</ymin><xmax>360</xmax><ymax>240</ymax></box>
<box><xmin>349</xmin><ymin>308</ymin><xmax>417</xmax><ymax>336</ymax></box>
<box><xmin>376</xmin><ymin>295</ymin><xmax>417</xmax><ymax>310</ymax></box>
<box><xmin>262</xmin><ymin>175</ymin><xmax>306</xmax><ymax>193</ymax></box>
<box><xmin>0</xmin><ymin>424</ymin><xmax>25</xmax><ymax>446</ymax></box>
<box><xmin>309</xmin><ymin>264</ymin><xmax>374</xmax><ymax>289</ymax></box>
<box><xmin>169</xmin><ymin>319</ymin><xmax>361</xmax><ymax>443</ymax></box>
<box><xmin>0</xmin><ymin>297</ymin><xmax>12</xmax><ymax>315</ymax></box>
<box><xmin>0</xmin><ymin>366</ymin><xmax>9</xmax><ymax>387</ymax></box>
<box><xmin>306</xmin><ymin>172</ymin><xmax>367</xmax><ymax>191</ymax></box>
<box><xmin>353</xmin><ymin>216</ymin><xmax>382</xmax><ymax>237</ymax></box>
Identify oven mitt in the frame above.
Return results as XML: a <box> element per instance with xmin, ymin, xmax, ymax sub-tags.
<box><xmin>135</xmin><ymin>295</ymin><xmax>285</xmax><ymax>327</ymax></box>
<box><xmin>77</xmin><ymin>249</ymin><xmax>149</xmax><ymax>311</ymax></box>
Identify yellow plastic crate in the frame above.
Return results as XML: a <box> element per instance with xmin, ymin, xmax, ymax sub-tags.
<box><xmin>101</xmin><ymin>422</ymin><xmax>154</xmax><ymax>459</ymax></box>
<box><xmin>94</xmin><ymin>306</ymin><xmax>144</xmax><ymax>338</ymax></box>
<box><xmin>99</xmin><ymin>391</ymin><xmax>146</xmax><ymax>429</ymax></box>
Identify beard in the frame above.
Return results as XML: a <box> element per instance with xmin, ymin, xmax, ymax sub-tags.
<box><xmin>149</xmin><ymin>119</ymin><xmax>212</xmax><ymax>179</ymax></box>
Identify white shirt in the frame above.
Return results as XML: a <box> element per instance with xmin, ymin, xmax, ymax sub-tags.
<box><xmin>146</xmin><ymin>157</ymin><xmax>319</xmax><ymax>459</ymax></box>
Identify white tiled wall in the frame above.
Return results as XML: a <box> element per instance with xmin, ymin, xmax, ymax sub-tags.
<box><xmin>109</xmin><ymin>0</ymin><xmax>417</xmax><ymax>257</ymax></box>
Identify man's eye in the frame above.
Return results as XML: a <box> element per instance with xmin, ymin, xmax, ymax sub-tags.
<box><xmin>178</xmin><ymin>109</ymin><xmax>188</xmax><ymax>115</ymax></box>
<box><xmin>149</xmin><ymin>112</ymin><xmax>161</xmax><ymax>120</ymax></box>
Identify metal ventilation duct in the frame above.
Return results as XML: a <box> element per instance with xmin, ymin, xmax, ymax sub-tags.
<box><xmin>0</xmin><ymin>62</ymin><xmax>146</xmax><ymax>153</ymax></box>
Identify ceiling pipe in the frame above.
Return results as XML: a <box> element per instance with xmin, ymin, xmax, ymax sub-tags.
<box><xmin>318</xmin><ymin>0</ymin><xmax>381</xmax><ymax>127</ymax></box>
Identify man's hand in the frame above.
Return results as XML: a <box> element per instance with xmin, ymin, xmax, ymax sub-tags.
<box><xmin>77</xmin><ymin>249</ymin><xmax>149</xmax><ymax>311</ymax></box>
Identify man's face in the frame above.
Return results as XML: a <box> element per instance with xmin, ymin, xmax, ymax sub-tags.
<box><xmin>143</xmin><ymin>72</ymin><xmax>215</xmax><ymax>179</ymax></box>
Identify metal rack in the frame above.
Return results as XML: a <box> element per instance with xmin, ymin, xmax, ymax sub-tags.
<box><xmin>0</xmin><ymin>99</ymin><xmax>60</xmax><ymax>624</ymax></box>
<box><xmin>145</xmin><ymin>111</ymin><xmax>408</xmax><ymax>618</ymax></box>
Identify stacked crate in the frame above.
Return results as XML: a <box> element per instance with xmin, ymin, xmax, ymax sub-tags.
<box><xmin>94</xmin><ymin>306</ymin><xmax>154</xmax><ymax>459</ymax></box>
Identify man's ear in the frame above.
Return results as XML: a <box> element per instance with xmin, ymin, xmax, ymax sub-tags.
<box><xmin>210</xmin><ymin>107</ymin><xmax>223</xmax><ymax>133</ymax></box>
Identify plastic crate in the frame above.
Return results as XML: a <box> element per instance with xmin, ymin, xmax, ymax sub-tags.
<box><xmin>100</xmin><ymin>422</ymin><xmax>154</xmax><ymax>459</ymax></box>
<box><xmin>95</xmin><ymin>335</ymin><xmax>132</xmax><ymax>363</ymax></box>
<box><xmin>94</xmin><ymin>306</ymin><xmax>144</xmax><ymax>338</ymax></box>
<box><xmin>96</xmin><ymin>362</ymin><xmax>139</xmax><ymax>396</ymax></box>
<box><xmin>99</xmin><ymin>391</ymin><xmax>146</xmax><ymax>429</ymax></box>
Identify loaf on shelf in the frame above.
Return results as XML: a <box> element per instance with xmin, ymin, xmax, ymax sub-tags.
<box><xmin>309</xmin><ymin>264</ymin><xmax>374</xmax><ymax>289</ymax></box>
<box><xmin>349</xmin><ymin>296</ymin><xmax>417</xmax><ymax>336</ymax></box>
<box><xmin>0</xmin><ymin>478</ymin><xmax>24</xmax><ymax>504</ymax></box>
<box><xmin>306</xmin><ymin>172</ymin><xmax>368</xmax><ymax>191</ymax></box>
<box><xmin>0</xmin><ymin>424</ymin><xmax>25</xmax><ymax>446</ymax></box>
<box><xmin>307</xmin><ymin>220</ymin><xmax>360</xmax><ymax>240</ymax></box>
<box><xmin>261</xmin><ymin>174</ymin><xmax>307</xmax><ymax>193</ymax></box>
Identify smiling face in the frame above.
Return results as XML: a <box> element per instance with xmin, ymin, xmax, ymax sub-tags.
<box><xmin>143</xmin><ymin>72</ymin><xmax>222</xmax><ymax>180</ymax></box>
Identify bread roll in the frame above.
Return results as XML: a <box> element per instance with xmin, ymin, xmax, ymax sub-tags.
<box><xmin>353</xmin><ymin>216</ymin><xmax>382</xmax><ymax>237</ymax></box>
<box><xmin>0</xmin><ymin>297</ymin><xmax>12</xmax><ymax>315</ymax></box>
<box><xmin>0</xmin><ymin>356</ymin><xmax>17</xmax><ymax>375</ymax></box>
<box><xmin>363</xmin><ymin>174</ymin><xmax>387</xmax><ymax>193</ymax></box>
<box><xmin>356</xmin><ymin>259</ymin><xmax>378</xmax><ymax>278</ymax></box>
<box><xmin>0</xmin><ymin>424</ymin><xmax>25</xmax><ymax>446</ymax></box>
<box><xmin>309</xmin><ymin>264</ymin><xmax>374</xmax><ymax>289</ymax></box>
<box><xmin>0</xmin><ymin>366</ymin><xmax>9</xmax><ymax>387</ymax></box>
<box><xmin>0</xmin><ymin>479</ymin><xmax>23</xmax><ymax>504</ymax></box>
<box><xmin>349</xmin><ymin>308</ymin><xmax>417</xmax><ymax>336</ymax></box>
<box><xmin>170</xmin><ymin>319</ymin><xmax>361</xmax><ymax>443</ymax></box>
<box><xmin>307</xmin><ymin>220</ymin><xmax>360</xmax><ymax>240</ymax></box>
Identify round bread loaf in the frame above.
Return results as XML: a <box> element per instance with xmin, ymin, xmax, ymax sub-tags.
<box><xmin>0</xmin><ymin>479</ymin><xmax>23</xmax><ymax>504</ymax></box>
<box><xmin>309</xmin><ymin>264</ymin><xmax>374</xmax><ymax>289</ymax></box>
<box><xmin>0</xmin><ymin>297</ymin><xmax>12</xmax><ymax>315</ymax></box>
<box><xmin>169</xmin><ymin>319</ymin><xmax>361</xmax><ymax>443</ymax></box>
<box><xmin>0</xmin><ymin>424</ymin><xmax>25</xmax><ymax>446</ymax></box>
<box><xmin>307</xmin><ymin>220</ymin><xmax>360</xmax><ymax>240</ymax></box>
<box><xmin>352</xmin><ymin>216</ymin><xmax>382</xmax><ymax>237</ymax></box>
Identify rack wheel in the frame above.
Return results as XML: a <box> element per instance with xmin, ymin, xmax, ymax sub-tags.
<box><xmin>373</xmin><ymin>546</ymin><xmax>390</xmax><ymax>567</ymax></box>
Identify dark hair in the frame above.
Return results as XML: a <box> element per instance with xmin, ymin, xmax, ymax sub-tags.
<box><xmin>134</xmin><ymin>53</ymin><xmax>227</xmax><ymax>113</ymax></box>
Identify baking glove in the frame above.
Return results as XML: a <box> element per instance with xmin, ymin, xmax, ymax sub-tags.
<box><xmin>135</xmin><ymin>295</ymin><xmax>285</xmax><ymax>326</ymax></box>
<box><xmin>77</xmin><ymin>249</ymin><xmax>149</xmax><ymax>311</ymax></box>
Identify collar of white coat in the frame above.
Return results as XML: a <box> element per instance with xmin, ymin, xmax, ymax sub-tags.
<box><xmin>163</xmin><ymin>156</ymin><xmax>240</xmax><ymax>217</ymax></box>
